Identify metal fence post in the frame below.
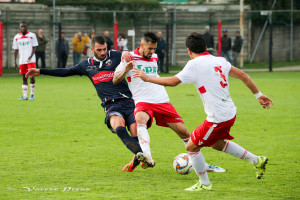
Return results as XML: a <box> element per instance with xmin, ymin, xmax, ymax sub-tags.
<box><xmin>290</xmin><ymin>0</ymin><xmax>293</xmax><ymax>61</ymax></box>
<box><xmin>269</xmin><ymin>12</ymin><xmax>273</xmax><ymax>72</ymax></box>
<box><xmin>166</xmin><ymin>22</ymin><xmax>169</xmax><ymax>73</ymax></box>
<box><xmin>171</xmin><ymin>0</ymin><xmax>176</xmax><ymax>66</ymax></box>
<box><xmin>239</xmin><ymin>0</ymin><xmax>244</xmax><ymax>68</ymax></box>
<box><xmin>52</xmin><ymin>0</ymin><xmax>55</xmax><ymax>68</ymax></box>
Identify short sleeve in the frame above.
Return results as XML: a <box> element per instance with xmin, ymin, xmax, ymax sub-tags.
<box><xmin>32</xmin><ymin>33</ymin><xmax>39</xmax><ymax>47</ymax></box>
<box><xmin>221</xmin><ymin>59</ymin><xmax>232</xmax><ymax>76</ymax></box>
<box><xmin>175</xmin><ymin>61</ymin><xmax>196</xmax><ymax>84</ymax></box>
<box><xmin>12</xmin><ymin>37</ymin><xmax>18</xmax><ymax>50</ymax></box>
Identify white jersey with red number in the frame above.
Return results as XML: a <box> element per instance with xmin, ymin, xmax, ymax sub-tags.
<box><xmin>12</xmin><ymin>31</ymin><xmax>38</xmax><ymax>65</ymax></box>
<box><xmin>176</xmin><ymin>52</ymin><xmax>236</xmax><ymax>123</ymax></box>
<box><xmin>115</xmin><ymin>48</ymin><xmax>169</xmax><ymax>104</ymax></box>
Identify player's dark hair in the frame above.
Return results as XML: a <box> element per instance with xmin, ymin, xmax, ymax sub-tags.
<box><xmin>185</xmin><ymin>32</ymin><xmax>206</xmax><ymax>54</ymax></box>
<box><xmin>92</xmin><ymin>35</ymin><xmax>106</xmax><ymax>47</ymax></box>
<box><xmin>142</xmin><ymin>32</ymin><xmax>157</xmax><ymax>44</ymax></box>
<box><xmin>20</xmin><ymin>21</ymin><xmax>27</xmax><ymax>25</ymax></box>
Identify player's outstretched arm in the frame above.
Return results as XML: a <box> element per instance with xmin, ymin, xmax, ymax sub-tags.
<box><xmin>113</xmin><ymin>61</ymin><xmax>135</xmax><ymax>85</ymax></box>
<box><xmin>26</xmin><ymin>68</ymin><xmax>40</xmax><ymax>78</ymax></box>
<box><xmin>132</xmin><ymin>68</ymin><xmax>181</xmax><ymax>87</ymax></box>
<box><xmin>229</xmin><ymin>66</ymin><xmax>273</xmax><ymax>109</ymax></box>
<box><xmin>26</xmin><ymin>67</ymin><xmax>78</xmax><ymax>78</ymax></box>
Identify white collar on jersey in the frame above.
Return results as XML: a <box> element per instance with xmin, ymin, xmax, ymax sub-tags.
<box><xmin>93</xmin><ymin>56</ymin><xmax>108</xmax><ymax>69</ymax></box>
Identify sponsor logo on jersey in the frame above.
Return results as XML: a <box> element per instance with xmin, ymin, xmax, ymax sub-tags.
<box><xmin>87</xmin><ymin>65</ymin><xmax>102</xmax><ymax>71</ymax></box>
<box><xmin>92</xmin><ymin>71</ymin><xmax>115</xmax><ymax>83</ymax></box>
<box><xmin>18</xmin><ymin>41</ymin><xmax>30</xmax><ymax>46</ymax></box>
<box><xmin>87</xmin><ymin>65</ymin><xmax>96</xmax><ymax>69</ymax></box>
<box><xmin>136</xmin><ymin>65</ymin><xmax>157</xmax><ymax>74</ymax></box>
<box><xmin>105</xmin><ymin>59</ymin><xmax>112</xmax><ymax>66</ymax></box>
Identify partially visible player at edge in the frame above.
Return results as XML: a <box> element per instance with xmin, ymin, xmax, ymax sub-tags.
<box><xmin>113</xmin><ymin>32</ymin><xmax>226</xmax><ymax>172</ymax></box>
<box><xmin>13</xmin><ymin>21</ymin><xmax>39</xmax><ymax>100</ymax></box>
<box><xmin>26</xmin><ymin>35</ymin><xmax>144</xmax><ymax>171</ymax></box>
<box><xmin>133</xmin><ymin>32</ymin><xmax>273</xmax><ymax>191</ymax></box>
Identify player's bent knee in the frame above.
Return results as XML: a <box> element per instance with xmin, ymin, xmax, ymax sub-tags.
<box><xmin>186</xmin><ymin>141</ymin><xmax>200</xmax><ymax>152</ymax></box>
<box><xmin>212</xmin><ymin>140</ymin><xmax>226</xmax><ymax>151</ymax></box>
<box><xmin>135</xmin><ymin>111</ymin><xmax>150</xmax><ymax>125</ymax></box>
<box><xmin>110</xmin><ymin>115</ymin><xmax>126</xmax><ymax>130</ymax></box>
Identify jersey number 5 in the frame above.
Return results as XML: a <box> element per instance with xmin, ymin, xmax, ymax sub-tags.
<box><xmin>214</xmin><ymin>66</ymin><xmax>228</xmax><ymax>88</ymax></box>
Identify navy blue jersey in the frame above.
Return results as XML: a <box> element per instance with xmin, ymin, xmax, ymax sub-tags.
<box><xmin>40</xmin><ymin>50</ymin><xmax>132</xmax><ymax>107</ymax></box>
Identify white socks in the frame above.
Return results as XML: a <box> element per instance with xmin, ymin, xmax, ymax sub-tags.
<box><xmin>183</xmin><ymin>137</ymin><xmax>210</xmax><ymax>170</ymax></box>
<box><xmin>222</xmin><ymin>141</ymin><xmax>258</xmax><ymax>165</ymax></box>
<box><xmin>187</xmin><ymin>141</ymin><xmax>258</xmax><ymax>186</ymax></box>
<box><xmin>30</xmin><ymin>84</ymin><xmax>35</xmax><ymax>97</ymax></box>
<box><xmin>188</xmin><ymin>151</ymin><xmax>211</xmax><ymax>185</ymax></box>
<box><xmin>22</xmin><ymin>84</ymin><xmax>35</xmax><ymax>98</ymax></box>
<box><xmin>137</xmin><ymin>124</ymin><xmax>152</xmax><ymax>157</ymax></box>
<box><xmin>22</xmin><ymin>85</ymin><xmax>28</xmax><ymax>98</ymax></box>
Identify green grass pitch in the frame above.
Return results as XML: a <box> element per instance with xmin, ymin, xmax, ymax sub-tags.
<box><xmin>0</xmin><ymin>72</ymin><xmax>299</xmax><ymax>199</ymax></box>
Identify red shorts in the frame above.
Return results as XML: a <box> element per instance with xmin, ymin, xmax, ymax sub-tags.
<box><xmin>134</xmin><ymin>102</ymin><xmax>184</xmax><ymax>128</ymax></box>
<box><xmin>191</xmin><ymin>116</ymin><xmax>236</xmax><ymax>147</ymax></box>
<box><xmin>19</xmin><ymin>62</ymin><xmax>36</xmax><ymax>75</ymax></box>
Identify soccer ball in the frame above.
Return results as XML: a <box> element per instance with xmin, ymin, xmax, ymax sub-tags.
<box><xmin>173</xmin><ymin>153</ymin><xmax>194</xmax><ymax>174</ymax></box>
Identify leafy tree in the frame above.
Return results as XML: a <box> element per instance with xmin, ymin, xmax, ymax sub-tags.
<box><xmin>244</xmin><ymin>0</ymin><xmax>300</xmax><ymax>25</ymax></box>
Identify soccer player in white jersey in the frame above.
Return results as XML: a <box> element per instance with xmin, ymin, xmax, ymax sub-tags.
<box><xmin>133</xmin><ymin>32</ymin><xmax>273</xmax><ymax>191</ymax></box>
<box><xmin>113</xmin><ymin>32</ymin><xmax>226</xmax><ymax>173</ymax></box>
<box><xmin>13</xmin><ymin>22</ymin><xmax>38</xmax><ymax>100</ymax></box>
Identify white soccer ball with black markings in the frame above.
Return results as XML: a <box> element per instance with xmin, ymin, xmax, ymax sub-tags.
<box><xmin>173</xmin><ymin>153</ymin><xmax>194</xmax><ymax>174</ymax></box>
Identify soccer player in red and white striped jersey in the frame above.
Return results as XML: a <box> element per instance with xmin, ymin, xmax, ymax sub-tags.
<box><xmin>114</xmin><ymin>32</ymin><xmax>189</xmax><ymax>169</ymax></box>
<box><xmin>13</xmin><ymin>22</ymin><xmax>38</xmax><ymax>100</ymax></box>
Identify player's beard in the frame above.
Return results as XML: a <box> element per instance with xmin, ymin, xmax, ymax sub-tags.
<box><xmin>143</xmin><ymin>49</ymin><xmax>152</xmax><ymax>59</ymax></box>
<box><xmin>94</xmin><ymin>52</ymin><xmax>106</xmax><ymax>61</ymax></box>
<box><xmin>21</xmin><ymin>29</ymin><xmax>27</xmax><ymax>35</ymax></box>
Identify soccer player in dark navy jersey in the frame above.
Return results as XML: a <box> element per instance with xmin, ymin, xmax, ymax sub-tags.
<box><xmin>26</xmin><ymin>35</ymin><xmax>142</xmax><ymax>172</ymax></box>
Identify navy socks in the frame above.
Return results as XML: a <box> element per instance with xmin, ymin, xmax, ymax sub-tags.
<box><xmin>115</xmin><ymin>126</ymin><xmax>143</xmax><ymax>154</ymax></box>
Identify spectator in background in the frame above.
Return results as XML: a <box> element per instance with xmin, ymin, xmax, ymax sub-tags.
<box><xmin>155</xmin><ymin>31</ymin><xmax>166</xmax><ymax>73</ymax></box>
<box><xmin>104</xmin><ymin>31</ymin><xmax>114</xmax><ymax>51</ymax></box>
<box><xmin>219</xmin><ymin>29</ymin><xmax>232</xmax><ymax>64</ymax></box>
<box><xmin>87</xmin><ymin>32</ymin><xmax>95</xmax><ymax>58</ymax></box>
<box><xmin>36</xmin><ymin>28</ymin><xmax>48</xmax><ymax>68</ymax></box>
<box><xmin>232</xmin><ymin>31</ymin><xmax>243</xmax><ymax>67</ymax></box>
<box><xmin>56</xmin><ymin>32</ymin><xmax>69</xmax><ymax>68</ymax></box>
<box><xmin>117</xmin><ymin>33</ymin><xmax>128</xmax><ymax>51</ymax></box>
<box><xmin>203</xmin><ymin>25</ymin><xmax>214</xmax><ymax>55</ymax></box>
<box><xmin>72</xmin><ymin>31</ymin><xmax>90</xmax><ymax>65</ymax></box>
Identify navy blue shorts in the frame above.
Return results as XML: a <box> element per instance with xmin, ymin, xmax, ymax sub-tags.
<box><xmin>103</xmin><ymin>98</ymin><xmax>135</xmax><ymax>133</ymax></box>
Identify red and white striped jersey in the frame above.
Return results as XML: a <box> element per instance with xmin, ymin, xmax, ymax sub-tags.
<box><xmin>176</xmin><ymin>52</ymin><xmax>236</xmax><ymax>123</ymax></box>
<box><xmin>12</xmin><ymin>32</ymin><xmax>38</xmax><ymax>65</ymax></box>
<box><xmin>115</xmin><ymin>48</ymin><xmax>169</xmax><ymax>104</ymax></box>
